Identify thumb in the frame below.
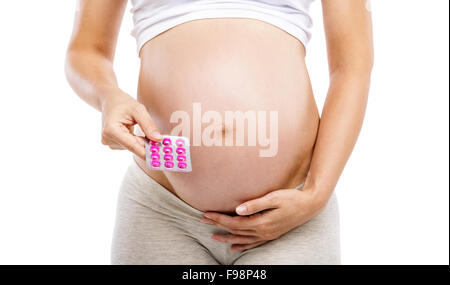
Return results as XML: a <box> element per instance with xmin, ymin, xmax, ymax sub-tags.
<box><xmin>133</xmin><ymin>104</ymin><xmax>163</xmax><ymax>141</ymax></box>
<box><xmin>235</xmin><ymin>192</ymin><xmax>278</xmax><ymax>216</ymax></box>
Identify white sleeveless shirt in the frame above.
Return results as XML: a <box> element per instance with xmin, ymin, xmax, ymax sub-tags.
<box><xmin>130</xmin><ymin>0</ymin><xmax>314</xmax><ymax>55</ymax></box>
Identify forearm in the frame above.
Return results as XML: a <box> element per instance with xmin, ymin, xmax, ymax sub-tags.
<box><xmin>65</xmin><ymin>48</ymin><xmax>121</xmax><ymax>111</ymax></box>
<box><xmin>304</xmin><ymin>70</ymin><xmax>371</xmax><ymax>202</ymax></box>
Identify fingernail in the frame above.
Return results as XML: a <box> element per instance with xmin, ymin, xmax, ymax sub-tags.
<box><xmin>236</xmin><ymin>205</ymin><xmax>247</xmax><ymax>215</ymax></box>
<box><xmin>150</xmin><ymin>131</ymin><xmax>163</xmax><ymax>140</ymax></box>
<box><xmin>204</xmin><ymin>214</ymin><xmax>212</xmax><ymax>219</ymax></box>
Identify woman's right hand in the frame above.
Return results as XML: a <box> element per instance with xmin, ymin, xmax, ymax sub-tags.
<box><xmin>100</xmin><ymin>88</ymin><xmax>163</xmax><ymax>160</ymax></box>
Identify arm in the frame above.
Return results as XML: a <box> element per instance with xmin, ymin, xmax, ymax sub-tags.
<box><xmin>65</xmin><ymin>0</ymin><xmax>163</xmax><ymax>159</ymax></box>
<box><xmin>201</xmin><ymin>0</ymin><xmax>373</xmax><ymax>250</ymax></box>
<box><xmin>304</xmin><ymin>0</ymin><xmax>374</xmax><ymax>202</ymax></box>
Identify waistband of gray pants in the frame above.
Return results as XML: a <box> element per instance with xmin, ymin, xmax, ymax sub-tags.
<box><xmin>127</xmin><ymin>159</ymin><xmax>206</xmax><ymax>219</ymax></box>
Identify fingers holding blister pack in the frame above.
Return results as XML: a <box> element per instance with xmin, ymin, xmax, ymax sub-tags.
<box><xmin>145</xmin><ymin>136</ymin><xmax>192</xmax><ymax>172</ymax></box>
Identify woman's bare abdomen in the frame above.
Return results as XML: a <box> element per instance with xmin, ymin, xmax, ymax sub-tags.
<box><xmin>134</xmin><ymin>18</ymin><xmax>319</xmax><ymax>213</ymax></box>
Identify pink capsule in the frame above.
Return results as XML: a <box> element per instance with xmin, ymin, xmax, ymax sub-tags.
<box><xmin>178</xmin><ymin>162</ymin><xmax>187</xmax><ymax>169</ymax></box>
<box><xmin>163</xmin><ymin>146</ymin><xmax>173</xmax><ymax>154</ymax></box>
<box><xmin>151</xmin><ymin>153</ymin><xmax>160</xmax><ymax>160</ymax></box>
<box><xmin>151</xmin><ymin>160</ymin><xmax>161</xmax><ymax>167</ymax></box>
<box><xmin>164</xmin><ymin>161</ymin><xmax>174</xmax><ymax>168</ymax></box>
<box><xmin>150</xmin><ymin>146</ymin><xmax>159</xmax><ymax>153</ymax></box>
<box><xmin>176</xmin><ymin>147</ymin><xmax>186</xmax><ymax>155</ymax></box>
<box><xmin>175</xmin><ymin>139</ymin><xmax>185</xmax><ymax>147</ymax></box>
<box><xmin>162</xmin><ymin>138</ymin><xmax>172</xmax><ymax>146</ymax></box>
<box><xmin>150</xmin><ymin>140</ymin><xmax>158</xmax><ymax>146</ymax></box>
<box><xmin>177</xmin><ymin>155</ymin><xmax>186</xmax><ymax>162</ymax></box>
<box><xmin>164</xmin><ymin>154</ymin><xmax>173</xmax><ymax>161</ymax></box>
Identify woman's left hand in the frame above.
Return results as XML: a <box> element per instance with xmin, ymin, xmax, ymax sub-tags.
<box><xmin>201</xmin><ymin>187</ymin><xmax>328</xmax><ymax>251</ymax></box>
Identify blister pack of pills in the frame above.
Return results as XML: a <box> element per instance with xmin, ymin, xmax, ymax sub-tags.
<box><xmin>145</xmin><ymin>136</ymin><xmax>192</xmax><ymax>172</ymax></box>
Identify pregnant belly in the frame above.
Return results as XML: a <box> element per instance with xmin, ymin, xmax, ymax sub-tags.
<box><xmin>134</xmin><ymin>18</ymin><xmax>319</xmax><ymax>213</ymax></box>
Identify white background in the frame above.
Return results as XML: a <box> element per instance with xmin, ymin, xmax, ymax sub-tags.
<box><xmin>0</xmin><ymin>0</ymin><xmax>448</xmax><ymax>265</ymax></box>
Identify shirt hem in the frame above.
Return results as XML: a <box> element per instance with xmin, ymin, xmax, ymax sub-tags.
<box><xmin>134</xmin><ymin>10</ymin><xmax>310</xmax><ymax>57</ymax></box>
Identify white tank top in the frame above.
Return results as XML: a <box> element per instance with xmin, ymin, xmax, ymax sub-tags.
<box><xmin>130</xmin><ymin>0</ymin><xmax>314</xmax><ymax>55</ymax></box>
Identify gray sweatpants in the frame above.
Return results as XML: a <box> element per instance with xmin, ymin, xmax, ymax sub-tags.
<box><xmin>111</xmin><ymin>160</ymin><xmax>340</xmax><ymax>265</ymax></box>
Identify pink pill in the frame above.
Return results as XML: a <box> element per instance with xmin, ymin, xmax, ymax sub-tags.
<box><xmin>175</xmin><ymin>139</ymin><xmax>185</xmax><ymax>147</ymax></box>
<box><xmin>178</xmin><ymin>162</ymin><xmax>187</xmax><ymax>169</ymax></box>
<box><xmin>151</xmin><ymin>160</ymin><xmax>161</xmax><ymax>167</ymax></box>
<box><xmin>151</xmin><ymin>153</ymin><xmax>160</xmax><ymax>160</ymax></box>
<box><xmin>176</xmin><ymin>147</ymin><xmax>186</xmax><ymax>155</ymax></box>
<box><xmin>150</xmin><ymin>146</ymin><xmax>159</xmax><ymax>153</ymax></box>
<box><xmin>164</xmin><ymin>154</ymin><xmax>173</xmax><ymax>161</ymax></box>
<box><xmin>162</xmin><ymin>138</ymin><xmax>172</xmax><ymax>146</ymax></box>
<box><xmin>150</xmin><ymin>140</ymin><xmax>158</xmax><ymax>146</ymax></box>
<box><xmin>164</xmin><ymin>161</ymin><xmax>174</xmax><ymax>168</ymax></box>
<box><xmin>163</xmin><ymin>147</ymin><xmax>173</xmax><ymax>153</ymax></box>
<box><xmin>177</xmin><ymin>155</ymin><xmax>186</xmax><ymax>162</ymax></box>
